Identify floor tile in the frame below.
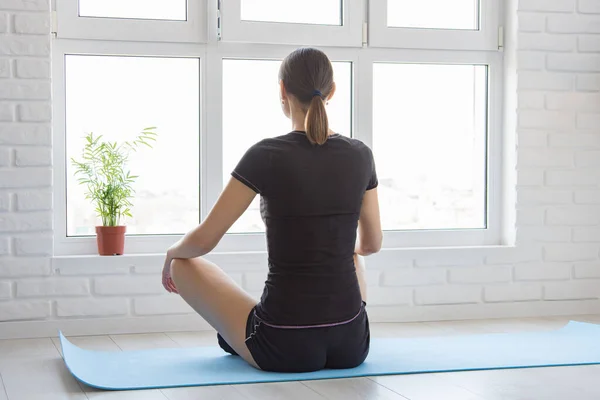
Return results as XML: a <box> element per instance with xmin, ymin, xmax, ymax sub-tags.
<box><xmin>1</xmin><ymin>357</ymin><xmax>86</xmax><ymax>400</ymax></box>
<box><xmin>162</xmin><ymin>385</ymin><xmax>246</xmax><ymax>400</ymax></box>
<box><xmin>370</xmin><ymin>322</ymin><xmax>443</xmax><ymax>338</ymax></box>
<box><xmin>166</xmin><ymin>331</ymin><xmax>218</xmax><ymax>347</ymax></box>
<box><xmin>84</xmin><ymin>386</ymin><xmax>168</xmax><ymax>399</ymax></box>
<box><xmin>109</xmin><ymin>333</ymin><xmax>179</xmax><ymax>351</ymax></box>
<box><xmin>0</xmin><ymin>338</ymin><xmax>58</xmax><ymax>359</ymax></box>
<box><xmin>305</xmin><ymin>377</ymin><xmax>407</xmax><ymax>400</ymax></box>
<box><xmin>423</xmin><ymin>320</ymin><xmax>498</xmax><ymax>335</ymax></box>
<box><xmin>372</xmin><ymin>374</ymin><xmax>487</xmax><ymax>400</ymax></box>
<box><xmin>0</xmin><ymin>338</ymin><xmax>59</xmax><ymax>368</ymax></box>
<box><xmin>52</xmin><ymin>335</ymin><xmax>121</xmax><ymax>356</ymax></box>
<box><xmin>440</xmin><ymin>366</ymin><xmax>595</xmax><ymax>400</ymax></box>
<box><xmin>0</xmin><ymin>374</ymin><xmax>8</xmax><ymax>400</ymax></box>
<box><xmin>233</xmin><ymin>381</ymin><xmax>324</xmax><ymax>400</ymax></box>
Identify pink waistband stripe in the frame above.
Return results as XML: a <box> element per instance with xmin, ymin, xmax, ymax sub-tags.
<box><xmin>254</xmin><ymin>307</ymin><xmax>363</xmax><ymax>330</ymax></box>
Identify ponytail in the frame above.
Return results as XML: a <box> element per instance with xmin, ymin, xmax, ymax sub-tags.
<box><xmin>279</xmin><ymin>48</ymin><xmax>334</xmax><ymax>145</ymax></box>
<box><xmin>305</xmin><ymin>95</ymin><xmax>329</xmax><ymax>145</ymax></box>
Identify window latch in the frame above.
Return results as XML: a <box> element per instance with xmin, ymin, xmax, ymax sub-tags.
<box><xmin>51</xmin><ymin>10</ymin><xmax>58</xmax><ymax>37</ymax></box>
<box><xmin>498</xmin><ymin>26</ymin><xmax>504</xmax><ymax>51</ymax></box>
<box><xmin>217</xmin><ymin>0</ymin><xmax>222</xmax><ymax>41</ymax></box>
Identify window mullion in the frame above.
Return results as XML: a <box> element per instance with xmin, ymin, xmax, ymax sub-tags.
<box><xmin>486</xmin><ymin>54</ymin><xmax>505</xmax><ymax>245</ymax></box>
<box><xmin>203</xmin><ymin>45</ymin><xmax>225</xmax><ymax>218</ymax></box>
<box><xmin>354</xmin><ymin>50</ymin><xmax>373</xmax><ymax>148</ymax></box>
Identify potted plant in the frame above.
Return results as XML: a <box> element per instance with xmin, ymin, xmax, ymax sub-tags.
<box><xmin>71</xmin><ymin>128</ymin><xmax>157</xmax><ymax>256</ymax></box>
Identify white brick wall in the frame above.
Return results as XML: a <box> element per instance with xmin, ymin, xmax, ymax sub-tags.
<box><xmin>449</xmin><ymin>266</ymin><xmax>513</xmax><ymax>284</ymax></box>
<box><xmin>93</xmin><ymin>276</ymin><xmax>164</xmax><ymax>296</ymax></box>
<box><xmin>484</xmin><ymin>283</ymin><xmax>543</xmax><ymax>303</ymax></box>
<box><xmin>511</xmin><ymin>0</ymin><xmax>600</xmax><ymax>316</ymax></box>
<box><xmin>0</xmin><ymin>257</ymin><xmax>50</xmax><ymax>277</ymax></box>
<box><xmin>15</xmin><ymin>191</ymin><xmax>52</xmax><ymax>211</ymax></box>
<box><xmin>0</xmin><ymin>0</ymin><xmax>54</xmax><ymax>327</ymax></box>
<box><xmin>0</xmin><ymin>300</ymin><xmax>49</xmax><ymax>321</ymax></box>
<box><xmin>514</xmin><ymin>262</ymin><xmax>572</xmax><ymax>280</ymax></box>
<box><xmin>133</xmin><ymin>296</ymin><xmax>194</xmax><ymax>316</ymax></box>
<box><xmin>383</xmin><ymin>268</ymin><xmax>446</xmax><ymax>287</ymax></box>
<box><xmin>1</xmin><ymin>0</ymin><xmax>600</xmax><ymax>336</ymax></box>
<box><xmin>518</xmin><ymin>0</ymin><xmax>575</xmax><ymax>13</ymax></box>
<box><xmin>56</xmin><ymin>298</ymin><xmax>129</xmax><ymax>317</ymax></box>
<box><xmin>0</xmin><ymin>281</ymin><xmax>11</xmax><ymax>299</ymax></box>
<box><xmin>415</xmin><ymin>286</ymin><xmax>482</xmax><ymax>306</ymax></box>
<box><xmin>573</xmin><ymin>262</ymin><xmax>600</xmax><ymax>278</ymax></box>
<box><xmin>16</xmin><ymin>278</ymin><xmax>89</xmax><ymax>297</ymax></box>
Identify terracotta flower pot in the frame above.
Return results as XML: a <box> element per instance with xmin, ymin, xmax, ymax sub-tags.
<box><xmin>95</xmin><ymin>226</ymin><xmax>126</xmax><ymax>256</ymax></box>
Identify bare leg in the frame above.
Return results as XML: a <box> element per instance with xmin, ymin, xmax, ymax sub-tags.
<box><xmin>354</xmin><ymin>253</ymin><xmax>367</xmax><ymax>303</ymax></box>
<box><xmin>170</xmin><ymin>257</ymin><xmax>260</xmax><ymax>369</ymax></box>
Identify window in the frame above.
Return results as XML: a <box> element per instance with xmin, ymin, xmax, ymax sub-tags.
<box><xmin>53</xmin><ymin>0</ymin><xmax>502</xmax><ymax>255</ymax></box>
<box><xmin>370</xmin><ymin>0</ymin><xmax>499</xmax><ymax>50</ymax></box>
<box><xmin>241</xmin><ymin>0</ymin><xmax>342</xmax><ymax>25</ymax></box>
<box><xmin>373</xmin><ymin>63</ymin><xmax>487</xmax><ymax>232</ymax></box>
<box><xmin>55</xmin><ymin>0</ymin><xmax>206</xmax><ymax>42</ymax></box>
<box><xmin>387</xmin><ymin>0</ymin><xmax>479</xmax><ymax>30</ymax></box>
<box><xmin>78</xmin><ymin>0</ymin><xmax>187</xmax><ymax>21</ymax></box>
<box><xmin>64</xmin><ymin>55</ymin><xmax>200</xmax><ymax>237</ymax></box>
<box><xmin>219</xmin><ymin>0</ymin><xmax>363</xmax><ymax>46</ymax></box>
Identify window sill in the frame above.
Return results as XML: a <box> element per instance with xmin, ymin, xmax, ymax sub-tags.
<box><xmin>52</xmin><ymin>245</ymin><xmax>534</xmax><ymax>275</ymax></box>
<box><xmin>51</xmin><ymin>250</ymin><xmax>271</xmax><ymax>275</ymax></box>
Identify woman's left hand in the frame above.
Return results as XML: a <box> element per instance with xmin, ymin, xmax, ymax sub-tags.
<box><xmin>162</xmin><ymin>253</ymin><xmax>179</xmax><ymax>294</ymax></box>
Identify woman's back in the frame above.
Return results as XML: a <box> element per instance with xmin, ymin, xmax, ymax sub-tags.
<box><xmin>164</xmin><ymin>47</ymin><xmax>381</xmax><ymax>372</ymax></box>
<box><xmin>232</xmin><ymin>131</ymin><xmax>378</xmax><ymax>325</ymax></box>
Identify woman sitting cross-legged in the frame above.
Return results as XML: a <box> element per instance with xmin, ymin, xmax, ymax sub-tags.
<box><xmin>161</xmin><ymin>47</ymin><xmax>382</xmax><ymax>373</ymax></box>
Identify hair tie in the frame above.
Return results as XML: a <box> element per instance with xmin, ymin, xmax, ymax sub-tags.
<box><xmin>312</xmin><ymin>90</ymin><xmax>323</xmax><ymax>98</ymax></box>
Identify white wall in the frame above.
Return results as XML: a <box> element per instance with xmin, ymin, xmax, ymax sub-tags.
<box><xmin>1</xmin><ymin>0</ymin><xmax>600</xmax><ymax>339</ymax></box>
<box><xmin>0</xmin><ymin>0</ymin><xmax>54</xmax><ymax>335</ymax></box>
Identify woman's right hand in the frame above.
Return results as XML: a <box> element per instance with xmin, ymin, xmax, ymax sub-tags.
<box><xmin>161</xmin><ymin>253</ymin><xmax>179</xmax><ymax>294</ymax></box>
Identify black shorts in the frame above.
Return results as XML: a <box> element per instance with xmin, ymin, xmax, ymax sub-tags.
<box><xmin>217</xmin><ymin>302</ymin><xmax>370</xmax><ymax>372</ymax></box>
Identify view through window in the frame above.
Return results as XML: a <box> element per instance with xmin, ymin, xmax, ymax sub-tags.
<box><xmin>373</xmin><ymin>63</ymin><xmax>487</xmax><ymax>231</ymax></box>
<box><xmin>241</xmin><ymin>0</ymin><xmax>342</xmax><ymax>25</ymax></box>
<box><xmin>78</xmin><ymin>0</ymin><xmax>187</xmax><ymax>20</ymax></box>
<box><xmin>65</xmin><ymin>55</ymin><xmax>200</xmax><ymax>236</ymax></box>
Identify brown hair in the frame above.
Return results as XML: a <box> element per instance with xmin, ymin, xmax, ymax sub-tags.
<box><xmin>279</xmin><ymin>48</ymin><xmax>334</xmax><ymax>145</ymax></box>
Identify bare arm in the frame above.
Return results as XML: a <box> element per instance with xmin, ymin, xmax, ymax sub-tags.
<box><xmin>354</xmin><ymin>253</ymin><xmax>367</xmax><ymax>302</ymax></box>
<box><xmin>353</xmin><ymin>188</ymin><xmax>382</xmax><ymax>302</ymax></box>
<box><xmin>355</xmin><ymin>187</ymin><xmax>383</xmax><ymax>256</ymax></box>
<box><xmin>167</xmin><ymin>177</ymin><xmax>256</xmax><ymax>260</ymax></box>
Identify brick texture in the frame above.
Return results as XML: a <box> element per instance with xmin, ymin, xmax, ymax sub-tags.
<box><xmin>1</xmin><ymin>0</ymin><xmax>599</xmax><ymax>328</ymax></box>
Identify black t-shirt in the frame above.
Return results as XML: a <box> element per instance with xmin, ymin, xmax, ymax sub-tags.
<box><xmin>232</xmin><ymin>131</ymin><xmax>378</xmax><ymax>326</ymax></box>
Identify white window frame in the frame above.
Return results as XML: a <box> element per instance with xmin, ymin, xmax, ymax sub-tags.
<box><xmin>369</xmin><ymin>0</ymin><xmax>500</xmax><ymax>51</ymax></box>
<box><xmin>358</xmin><ymin>48</ymin><xmax>503</xmax><ymax>249</ymax></box>
<box><xmin>52</xmin><ymin>0</ymin><xmax>504</xmax><ymax>256</ymax></box>
<box><xmin>219</xmin><ymin>0</ymin><xmax>363</xmax><ymax>47</ymax></box>
<box><xmin>52</xmin><ymin>39</ymin><xmax>207</xmax><ymax>256</ymax></box>
<box><xmin>54</xmin><ymin>0</ymin><xmax>207</xmax><ymax>43</ymax></box>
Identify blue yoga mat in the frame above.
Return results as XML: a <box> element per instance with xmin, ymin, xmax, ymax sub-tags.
<box><xmin>60</xmin><ymin>321</ymin><xmax>600</xmax><ymax>391</ymax></box>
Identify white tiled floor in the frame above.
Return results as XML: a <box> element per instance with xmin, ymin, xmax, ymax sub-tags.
<box><xmin>1</xmin><ymin>315</ymin><xmax>599</xmax><ymax>400</ymax></box>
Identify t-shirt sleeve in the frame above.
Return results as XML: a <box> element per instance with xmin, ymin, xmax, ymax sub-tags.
<box><xmin>366</xmin><ymin>146</ymin><xmax>378</xmax><ymax>191</ymax></box>
<box><xmin>231</xmin><ymin>143</ymin><xmax>268</xmax><ymax>194</ymax></box>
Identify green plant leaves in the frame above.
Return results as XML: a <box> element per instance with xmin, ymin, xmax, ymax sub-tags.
<box><xmin>70</xmin><ymin>128</ymin><xmax>158</xmax><ymax>227</ymax></box>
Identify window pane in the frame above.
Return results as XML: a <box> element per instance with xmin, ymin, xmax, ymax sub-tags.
<box><xmin>388</xmin><ymin>0</ymin><xmax>479</xmax><ymax>30</ymax></box>
<box><xmin>373</xmin><ymin>63</ymin><xmax>487</xmax><ymax>231</ymax></box>
<box><xmin>223</xmin><ymin>59</ymin><xmax>352</xmax><ymax>233</ymax></box>
<box><xmin>65</xmin><ymin>55</ymin><xmax>200</xmax><ymax>236</ymax></box>
<box><xmin>79</xmin><ymin>0</ymin><xmax>187</xmax><ymax>21</ymax></box>
<box><xmin>241</xmin><ymin>0</ymin><xmax>342</xmax><ymax>25</ymax></box>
